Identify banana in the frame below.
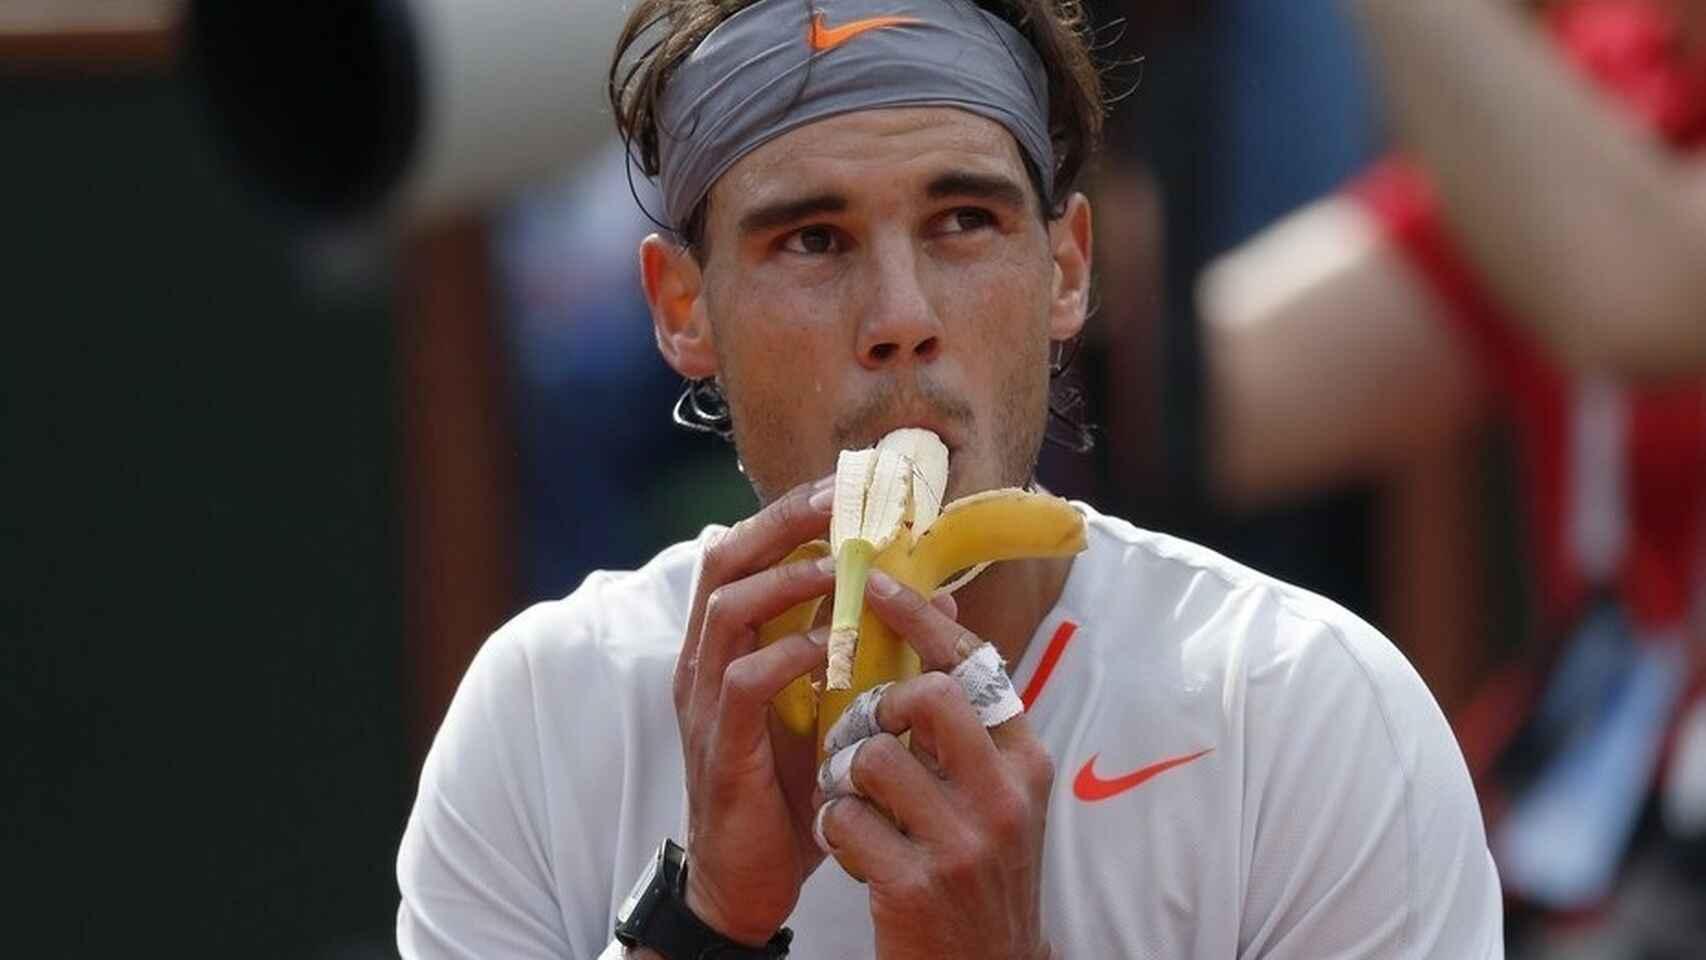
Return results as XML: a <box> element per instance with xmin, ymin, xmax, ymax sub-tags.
<box><xmin>755</xmin><ymin>427</ymin><xmax>1088</xmax><ymax>754</ymax></box>
<box><xmin>825</xmin><ymin>429</ymin><xmax>951</xmax><ymax>690</ymax></box>
<box><xmin>757</xmin><ymin>541</ymin><xmax>832</xmax><ymax>736</ymax></box>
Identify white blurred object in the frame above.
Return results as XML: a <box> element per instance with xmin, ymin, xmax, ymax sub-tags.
<box><xmin>401</xmin><ymin>0</ymin><xmax>628</xmax><ymax>221</ymax></box>
<box><xmin>1662</xmin><ymin>694</ymin><xmax>1706</xmax><ymax>838</ymax></box>
<box><xmin>185</xmin><ymin>0</ymin><xmax>632</xmax><ymax>225</ymax></box>
<box><xmin>1493</xmin><ymin>628</ymin><xmax>1686</xmax><ymax>909</ymax></box>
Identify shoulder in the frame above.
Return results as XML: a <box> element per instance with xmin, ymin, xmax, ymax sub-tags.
<box><xmin>471</xmin><ymin>529</ymin><xmax>711</xmax><ymax>690</ymax></box>
<box><xmin>418</xmin><ymin>529</ymin><xmax>714</xmax><ymax>791</ymax></box>
<box><xmin>1074</xmin><ymin>504</ymin><xmax>1448</xmax><ymax>768</ymax></box>
<box><xmin>1073</xmin><ymin>507</ymin><xmax>1500</xmax><ymax>954</ymax></box>
<box><xmin>1076</xmin><ymin>505</ymin><xmax>1400</xmax><ymax>674</ymax></box>
<box><xmin>397</xmin><ymin>534</ymin><xmax>714</xmax><ymax>958</ymax></box>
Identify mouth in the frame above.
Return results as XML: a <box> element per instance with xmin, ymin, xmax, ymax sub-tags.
<box><xmin>840</xmin><ymin>412</ymin><xmax>966</xmax><ymax>453</ymax></box>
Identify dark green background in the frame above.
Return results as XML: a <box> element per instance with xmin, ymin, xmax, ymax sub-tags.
<box><xmin>3</xmin><ymin>71</ymin><xmax>406</xmax><ymax>957</ymax></box>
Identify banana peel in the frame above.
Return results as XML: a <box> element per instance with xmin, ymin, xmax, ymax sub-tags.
<box><xmin>757</xmin><ymin>541</ymin><xmax>832</xmax><ymax>737</ymax></box>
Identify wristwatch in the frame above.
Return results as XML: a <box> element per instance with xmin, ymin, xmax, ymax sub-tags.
<box><xmin>614</xmin><ymin>839</ymin><xmax>793</xmax><ymax>959</ymax></box>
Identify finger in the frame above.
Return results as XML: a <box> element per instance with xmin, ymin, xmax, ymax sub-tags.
<box><xmin>948</xmin><ymin>643</ymin><xmax>1025</xmax><ymax>730</ymax></box>
<box><xmin>815</xmin><ymin>795</ymin><xmax>916</xmax><ymax>886</ymax></box>
<box><xmin>929</xmin><ymin>590</ymin><xmax>957</xmax><ymax>620</ymax></box>
<box><xmin>687</xmin><ymin>476</ymin><xmax>834</xmax><ymax>636</ymax></box>
<box><xmin>870</xmin><ymin>671</ymin><xmax>1008</xmax><ymax>799</ymax></box>
<box><xmin>709</xmin><ymin>626</ymin><xmax>831</xmax><ymax>764</ymax></box>
<box><xmin>822</xmin><ymin>682</ymin><xmax>893</xmax><ymax>758</ymax></box>
<box><xmin>689</xmin><ymin>553</ymin><xmax>835</xmax><ymax>724</ymax></box>
<box><xmin>677</xmin><ymin>475</ymin><xmax>834</xmax><ymax>707</ymax></box>
<box><xmin>864</xmin><ymin>569</ymin><xmax>981</xmax><ymax>671</ymax></box>
<box><xmin>828</xmin><ymin>644</ymin><xmax>1022</xmax><ymax>746</ymax></box>
<box><xmin>822</xmin><ymin>733</ymin><xmax>960</xmax><ymax>842</ymax></box>
<box><xmin>817</xmin><ymin>736</ymin><xmax>866</xmax><ymax>799</ymax></box>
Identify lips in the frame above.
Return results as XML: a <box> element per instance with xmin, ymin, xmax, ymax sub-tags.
<box><xmin>853</xmin><ymin>417</ymin><xmax>964</xmax><ymax>454</ymax></box>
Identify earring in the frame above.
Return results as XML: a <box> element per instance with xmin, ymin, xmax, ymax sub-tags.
<box><xmin>1044</xmin><ymin>336</ymin><xmax>1095</xmax><ymax>454</ymax></box>
<box><xmin>672</xmin><ymin>377</ymin><xmax>735</xmax><ymax>442</ymax></box>
<box><xmin>1049</xmin><ymin>336</ymin><xmax>1080</xmax><ymax>379</ymax></box>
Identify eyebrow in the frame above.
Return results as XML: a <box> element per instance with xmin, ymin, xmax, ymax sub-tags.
<box><xmin>737</xmin><ymin>193</ymin><xmax>847</xmax><ymax>236</ymax></box>
<box><xmin>733</xmin><ymin>170</ymin><xmax>1034</xmax><ymax>237</ymax></box>
<box><xmin>926</xmin><ymin>171</ymin><xmax>1032</xmax><ymax>212</ymax></box>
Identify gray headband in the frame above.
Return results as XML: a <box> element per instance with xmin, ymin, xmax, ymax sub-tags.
<box><xmin>654</xmin><ymin>0</ymin><xmax>1054</xmax><ymax>232</ymax></box>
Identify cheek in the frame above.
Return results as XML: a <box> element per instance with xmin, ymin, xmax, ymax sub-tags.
<box><xmin>946</xmin><ymin>255</ymin><xmax>1052</xmax><ymax>372</ymax></box>
<box><xmin>712</xmin><ymin>307</ymin><xmax>842</xmax><ymax>493</ymax></box>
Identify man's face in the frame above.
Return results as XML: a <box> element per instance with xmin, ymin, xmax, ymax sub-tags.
<box><xmin>643</xmin><ymin>106</ymin><xmax>1091</xmax><ymax>504</ymax></box>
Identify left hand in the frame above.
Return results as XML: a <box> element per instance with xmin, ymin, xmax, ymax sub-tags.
<box><xmin>812</xmin><ymin>571</ymin><xmax>1055</xmax><ymax>960</ymax></box>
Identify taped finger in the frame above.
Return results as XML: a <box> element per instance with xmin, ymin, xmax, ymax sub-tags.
<box><xmin>952</xmin><ymin>624</ymin><xmax>983</xmax><ymax>663</ymax></box>
<box><xmin>822</xmin><ymin>681</ymin><xmax>892</xmax><ymax>757</ymax></box>
<box><xmin>813</xmin><ymin>797</ymin><xmax>841</xmax><ymax>855</ymax></box>
<box><xmin>813</xmin><ymin>795</ymin><xmax>914</xmax><ymax>885</ymax></box>
<box><xmin>950</xmin><ymin>643</ymin><xmax>1024</xmax><ymax>728</ymax></box>
<box><xmin>816</xmin><ymin>738</ymin><xmax>867</xmax><ymax>799</ymax></box>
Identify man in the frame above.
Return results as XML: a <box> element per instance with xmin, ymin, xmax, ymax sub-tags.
<box><xmin>396</xmin><ymin>0</ymin><xmax>1503</xmax><ymax>956</ymax></box>
<box><xmin>1203</xmin><ymin>0</ymin><xmax>1706</xmax><ymax>932</ymax></box>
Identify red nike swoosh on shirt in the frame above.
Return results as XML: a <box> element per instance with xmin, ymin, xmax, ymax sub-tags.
<box><xmin>1072</xmin><ymin>748</ymin><xmax>1214</xmax><ymax>802</ymax></box>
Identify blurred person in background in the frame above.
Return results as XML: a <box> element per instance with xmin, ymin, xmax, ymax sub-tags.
<box><xmin>497</xmin><ymin>141</ymin><xmax>753</xmax><ymax>605</ymax></box>
<box><xmin>394</xmin><ymin>0</ymin><xmax>1503</xmax><ymax>956</ymax></box>
<box><xmin>1201</xmin><ymin>0</ymin><xmax>1706</xmax><ymax>952</ymax></box>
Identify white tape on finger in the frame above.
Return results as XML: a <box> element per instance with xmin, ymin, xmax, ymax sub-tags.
<box><xmin>952</xmin><ymin>643</ymin><xmax>1024</xmax><ymax>728</ymax></box>
<box><xmin>813</xmin><ymin>797</ymin><xmax>841</xmax><ymax>854</ymax></box>
<box><xmin>817</xmin><ymin>739</ymin><xmax>866</xmax><ymax>799</ymax></box>
<box><xmin>823</xmin><ymin>681</ymin><xmax>892</xmax><ymax>757</ymax></box>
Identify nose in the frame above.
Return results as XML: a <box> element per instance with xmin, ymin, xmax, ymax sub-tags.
<box><xmin>855</xmin><ymin>242</ymin><xmax>944</xmax><ymax>369</ymax></box>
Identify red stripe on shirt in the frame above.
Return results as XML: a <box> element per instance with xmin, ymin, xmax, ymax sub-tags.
<box><xmin>1021</xmin><ymin>620</ymin><xmax>1078</xmax><ymax>710</ymax></box>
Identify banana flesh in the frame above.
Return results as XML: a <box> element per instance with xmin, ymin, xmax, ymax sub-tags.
<box><xmin>755</xmin><ymin>427</ymin><xmax>1088</xmax><ymax>755</ymax></box>
<box><xmin>825</xmin><ymin>431</ymin><xmax>950</xmax><ymax>690</ymax></box>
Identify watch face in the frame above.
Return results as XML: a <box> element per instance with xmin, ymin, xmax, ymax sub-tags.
<box><xmin>617</xmin><ymin>853</ymin><xmax>661</xmax><ymax>926</ymax></box>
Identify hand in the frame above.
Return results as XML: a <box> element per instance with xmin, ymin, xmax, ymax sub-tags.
<box><xmin>675</xmin><ymin>475</ymin><xmax>837</xmax><ymax>946</ymax></box>
<box><xmin>814</xmin><ymin>573</ymin><xmax>1056</xmax><ymax>960</ymax></box>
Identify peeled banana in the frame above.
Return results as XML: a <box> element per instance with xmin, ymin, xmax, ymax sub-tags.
<box><xmin>757</xmin><ymin>428</ymin><xmax>1088</xmax><ymax>751</ymax></box>
<box><xmin>825</xmin><ymin>428</ymin><xmax>951</xmax><ymax>691</ymax></box>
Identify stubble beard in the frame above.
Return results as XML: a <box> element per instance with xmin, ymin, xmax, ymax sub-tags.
<box><xmin>720</xmin><ymin>345</ymin><xmax>1053</xmax><ymax>509</ymax></box>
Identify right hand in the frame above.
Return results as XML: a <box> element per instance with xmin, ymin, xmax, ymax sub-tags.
<box><xmin>674</xmin><ymin>474</ymin><xmax>838</xmax><ymax>946</ymax></box>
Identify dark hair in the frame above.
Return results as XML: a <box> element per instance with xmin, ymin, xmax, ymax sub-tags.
<box><xmin>608</xmin><ymin>0</ymin><xmax>1106</xmax><ymax>248</ymax></box>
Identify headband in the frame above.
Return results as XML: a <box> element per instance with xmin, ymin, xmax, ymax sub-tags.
<box><xmin>654</xmin><ymin>0</ymin><xmax>1054</xmax><ymax>231</ymax></box>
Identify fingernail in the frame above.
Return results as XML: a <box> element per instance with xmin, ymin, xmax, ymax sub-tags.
<box><xmin>807</xmin><ymin>625</ymin><xmax>831</xmax><ymax>647</ymax></box>
<box><xmin>813</xmin><ymin>798</ymin><xmax>839</xmax><ymax>854</ymax></box>
<box><xmin>809</xmin><ymin>487</ymin><xmax>835</xmax><ymax>512</ymax></box>
<box><xmin>816</xmin><ymin>554</ymin><xmax>837</xmax><ymax>575</ymax></box>
<box><xmin>867</xmin><ymin>569</ymin><xmax>901</xmax><ymax>597</ymax></box>
<box><xmin>930</xmin><ymin>591</ymin><xmax>958</xmax><ymax>619</ymax></box>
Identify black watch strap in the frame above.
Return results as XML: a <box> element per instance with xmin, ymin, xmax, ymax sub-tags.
<box><xmin>615</xmin><ymin>840</ymin><xmax>792</xmax><ymax>959</ymax></box>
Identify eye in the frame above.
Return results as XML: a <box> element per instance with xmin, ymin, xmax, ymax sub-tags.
<box><xmin>937</xmin><ymin>207</ymin><xmax>996</xmax><ymax>235</ymax></box>
<box><xmin>781</xmin><ymin>225</ymin><xmax>843</xmax><ymax>255</ymax></box>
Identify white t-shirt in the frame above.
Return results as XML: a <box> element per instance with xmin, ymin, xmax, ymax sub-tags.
<box><xmin>397</xmin><ymin>503</ymin><xmax>1504</xmax><ymax>958</ymax></box>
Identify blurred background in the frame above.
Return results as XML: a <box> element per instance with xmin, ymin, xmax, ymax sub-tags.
<box><xmin>5</xmin><ymin>0</ymin><xmax>1704</xmax><ymax>956</ymax></box>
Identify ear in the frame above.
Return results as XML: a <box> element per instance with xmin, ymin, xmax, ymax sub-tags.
<box><xmin>1045</xmin><ymin>193</ymin><xmax>1093</xmax><ymax>341</ymax></box>
<box><xmin>640</xmin><ymin>234</ymin><xmax>718</xmax><ymax>379</ymax></box>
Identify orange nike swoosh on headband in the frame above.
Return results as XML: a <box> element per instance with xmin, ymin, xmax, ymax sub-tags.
<box><xmin>1073</xmin><ymin>748</ymin><xmax>1214</xmax><ymax>803</ymax></box>
<box><xmin>808</xmin><ymin>12</ymin><xmax>923</xmax><ymax>52</ymax></box>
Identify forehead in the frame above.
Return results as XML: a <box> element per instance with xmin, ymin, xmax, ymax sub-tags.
<box><xmin>709</xmin><ymin>106</ymin><xmax>1036</xmax><ymax>213</ymax></box>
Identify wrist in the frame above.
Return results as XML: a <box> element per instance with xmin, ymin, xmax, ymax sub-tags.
<box><xmin>682</xmin><ymin>869</ymin><xmax>780</xmax><ymax>948</ymax></box>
